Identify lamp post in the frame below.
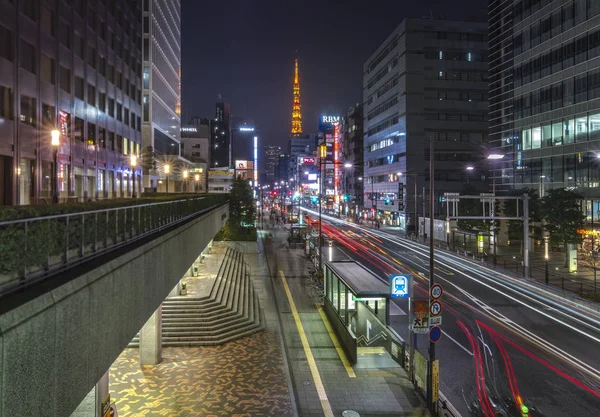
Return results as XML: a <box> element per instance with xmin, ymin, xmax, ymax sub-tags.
<box><xmin>194</xmin><ymin>173</ymin><xmax>200</xmax><ymax>193</ymax></box>
<box><xmin>164</xmin><ymin>164</ymin><xmax>170</xmax><ymax>194</ymax></box>
<box><xmin>51</xmin><ymin>129</ymin><xmax>60</xmax><ymax>203</ymax></box>
<box><xmin>487</xmin><ymin>153</ymin><xmax>504</xmax><ymax>266</ymax></box>
<box><xmin>130</xmin><ymin>154</ymin><xmax>138</xmax><ymax>198</ymax></box>
<box><xmin>183</xmin><ymin>169</ymin><xmax>189</xmax><ymax>193</ymax></box>
<box><xmin>319</xmin><ymin>144</ymin><xmax>326</xmax><ymax>273</ymax></box>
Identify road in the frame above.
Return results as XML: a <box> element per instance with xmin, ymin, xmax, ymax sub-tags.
<box><xmin>302</xmin><ymin>208</ymin><xmax>600</xmax><ymax>417</ymax></box>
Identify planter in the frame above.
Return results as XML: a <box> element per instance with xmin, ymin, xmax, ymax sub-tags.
<box><xmin>180</xmin><ymin>288</ymin><xmax>187</xmax><ymax>295</ymax></box>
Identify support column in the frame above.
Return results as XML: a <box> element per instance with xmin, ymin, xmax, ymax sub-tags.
<box><xmin>70</xmin><ymin>370</ymin><xmax>109</xmax><ymax>417</ymax></box>
<box><xmin>139</xmin><ymin>306</ymin><xmax>162</xmax><ymax>365</ymax></box>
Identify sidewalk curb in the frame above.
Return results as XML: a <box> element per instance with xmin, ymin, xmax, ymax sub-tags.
<box><xmin>257</xmin><ymin>229</ymin><xmax>300</xmax><ymax>417</ymax></box>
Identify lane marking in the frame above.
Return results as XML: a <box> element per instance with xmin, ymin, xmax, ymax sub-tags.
<box><xmin>442</xmin><ymin>330</ymin><xmax>473</xmax><ymax>356</ymax></box>
<box><xmin>316</xmin><ymin>304</ymin><xmax>356</xmax><ymax>377</ymax></box>
<box><xmin>279</xmin><ymin>271</ymin><xmax>335</xmax><ymax>417</ymax></box>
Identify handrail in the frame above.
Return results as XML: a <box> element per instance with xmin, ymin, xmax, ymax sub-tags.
<box><xmin>0</xmin><ymin>197</ymin><xmax>204</xmax><ymax>226</ymax></box>
<box><xmin>0</xmin><ymin>196</ymin><xmax>228</xmax><ymax>297</ymax></box>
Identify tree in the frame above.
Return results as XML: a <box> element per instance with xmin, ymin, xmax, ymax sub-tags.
<box><xmin>502</xmin><ymin>188</ymin><xmax>541</xmax><ymax>242</ymax></box>
<box><xmin>541</xmin><ymin>188</ymin><xmax>585</xmax><ymax>266</ymax></box>
<box><xmin>229</xmin><ymin>176</ymin><xmax>256</xmax><ymax>227</ymax></box>
<box><xmin>142</xmin><ymin>145</ymin><xmax>157</xmax><ymax>172</ymax></box>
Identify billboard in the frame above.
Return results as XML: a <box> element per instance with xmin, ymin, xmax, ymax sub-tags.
<box><xmin>299</xmin><ymin>157</ymin><xmax>315</xmax><ymax>165</ymax></box>
<box><xmin>235</xmin><ymin>160</ymin><xmax>248</xmax><ymax>169</ymax></box>
<box><xmin>319</xmin><ymin>114</ymin><xmax>340</xmax><ymax>132</ymax></box>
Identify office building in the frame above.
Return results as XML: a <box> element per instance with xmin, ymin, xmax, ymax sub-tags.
<box><xmin>265</xmin><ymin>145</ymin><xmax>281</xmax><ymax>185</ymax></box>
<box><xmin>318</xmin><ymin>115</ymin><xmax>341</xmax><ymax>213</ymax></box>
<box><xmin>180</xmin><ymin>119</ymin><xmax>210</xmax><ymax>192</ymax></box>
<box><xmin>363</xmin><ymin>18</ymin><xmax>488</xmax><ymax>230</ymax></box>
<box><xmin>0</xmin><ymin>0</ymin><xmax>143</xmax><ymax>205</ymax></box>
<box><xmin>341</xmin><ymin>104</ymin><xmax>364</xmax><ymax>215</ymax></box>
<box><xmin>211</xmin><ymin>96</ymin><xmax>231</xmax><ymax>168</ymax></box>
<box><xmin>490</xmin><ymin>0</ymin><xmax>600</xmax><ymax>223</ymax></box>
<box><xmin>142</xmin><ymin>0</ymin><xmax>182</xmax><ymax>191</ymax></box>
<box><xmin>231</xmin><ymin>115</ymin><xmax>256</xmax><ymax>163</ymax></box>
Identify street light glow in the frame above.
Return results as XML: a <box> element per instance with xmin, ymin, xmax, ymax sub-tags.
<box><xmin>488</xmin><ymin>153</ymin><xmax>504</xmax><ymax>160</ymax></box>
<box><xmin>183</xmin><ymin>170</ymin><xmax>189</xmax><ymax>179</ymax></box>
<box><xmin>130</xmin><ymin>155</ymin><xmax>137</xmax><ymax>167</ymax></box>
<box><xmin>344</xmin><ymin>163</ymin><xmax>352</xmax><ymax>168</ymax></box>
<box><xmin>195</xmin><ymin>174</ymin><xmax>200</xmax><ymax>181</ymax></box>
<box><xmin>397</xmin><ymin>172</ymin><xmax>403</xmax><ymax>176</ymax></box>
<box><xmin>164</xmin><ymin>164</ymin><xmax>170</xmax><ymax>174</ymax></box>
<box><xmin>466</xmin><ymin>166</ymin><xmax>474</xmax><ymax>171</ymax></box>
<box><xmin>51</xmin><ymin>130</ymin><xmax>60</xmax><ymax>146</ymax></box>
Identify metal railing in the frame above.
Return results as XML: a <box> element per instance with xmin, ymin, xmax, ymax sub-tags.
<box><xmin>0</xmin><ymin>196</ymin><xmax>227</xmax><ymax>296</ymax></box>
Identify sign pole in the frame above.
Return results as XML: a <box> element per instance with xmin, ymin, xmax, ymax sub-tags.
<box><xmin>408</xmin><ymin>275</ymin><xmax>414</xmax><ymax>381</ymax></box>
<box><xmin>427</xmin><ymin>139</ymin><xmax>437</xmax><ymax>413</ymax></box>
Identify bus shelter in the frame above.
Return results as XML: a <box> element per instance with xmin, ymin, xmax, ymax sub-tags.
<box><xmin>323</xmin><ymin>260</ymin><xmax>402</xmax><ymax>366</ymax></box>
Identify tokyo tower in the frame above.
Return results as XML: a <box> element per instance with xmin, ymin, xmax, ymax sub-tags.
<box><xmin>290</xmin><ymin>58</ymin><xmax>303</xmax><ymax>136</ymax></box>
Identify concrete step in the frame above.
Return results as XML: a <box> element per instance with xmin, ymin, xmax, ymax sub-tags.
<box><xmin>162</xmin><ymin>323</ymin><xmax>263</xmax><ymax>345</ymax></box>
<box><xmin>162</xmin><ymin>319</ymin><xmax>253</xmax><ymax>337</ymax></box>
<box><xmin>163</xmin><ymin>313</ymin><xmax>244</xmax><ymax>326</ymax></box>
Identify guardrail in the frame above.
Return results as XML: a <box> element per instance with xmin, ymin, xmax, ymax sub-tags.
<box><xmin>0</xmin><ymin>196</ymin><xmax>228</xmax><ymax>296</ymax></box>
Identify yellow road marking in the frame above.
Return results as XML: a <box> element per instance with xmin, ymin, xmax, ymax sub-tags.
<box><xmin>316</xmin><ymin>304</ymin><xmax>356</xmax><ymax>378</ymax></box>
<box><xmin>279</xmin><ymin>271</ymin><xmax>335</xmax><ymax>417</ymax></box>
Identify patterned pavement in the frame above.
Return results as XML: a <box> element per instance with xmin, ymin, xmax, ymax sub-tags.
<box><xmin>110</xmin><ymin>330</ymin><xmax>293</xmax><ymax>417</ymax></box>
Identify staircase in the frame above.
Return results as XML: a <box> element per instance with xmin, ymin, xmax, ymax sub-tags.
<box><xmin>128</xmin><ymin>247</ymin><xmax>263</xmax><ymax>347</ymax></box>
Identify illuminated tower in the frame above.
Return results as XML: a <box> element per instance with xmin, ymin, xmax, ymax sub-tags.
<box><xmin>291</xmin><ymin>58</ymin><xmax>303</xmax><ymax>136</ymax></box>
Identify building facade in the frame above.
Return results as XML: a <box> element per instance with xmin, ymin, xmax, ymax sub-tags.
<box><xmin>0</xmin><ymin>0</ymin><xmax>143</xmax><ymax>205</ymax></box>
<box><xmin>180</xmin><ymin>119</ymin><xmax>210</xmax><ymax>192</ymax></box>
<box><xmin>142</xmin><ymin>0</ymin><xmax>182</xmax><ymax>191</ymax></box>
<box><xmin>211</xmin><ymin>97</ymin><xmax>231</xmax><ymax>168</ymax></box>
<box><xmin>363</xmin><ymin>18</ymin><xmax>489</xmax><ymax>230</ymax></box>
<box><xmin>490</xmin><ymin>0</ymin><xmax>600</xmax><ymax>222</ymax></box>
<box><xmin>341</xmin><ymin>104</ymin><xmax>364</xmax><ymax>215</ymax></box>
<box><xmin>264</xmin><ymin>145</ymin><xmax>281</xmax><ymax>185</ymax></box>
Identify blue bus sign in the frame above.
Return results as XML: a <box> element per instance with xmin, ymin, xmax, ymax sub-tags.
<box><xmin>390</xmin><ymin>274</ymin><xmax>409</xmax><ymax>298</ymax></box>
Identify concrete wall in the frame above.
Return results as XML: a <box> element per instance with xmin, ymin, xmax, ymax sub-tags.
<box><xmin>0</xmin><ymin>204</ymin><xmax>229</xmax><ymax>417</ymax></box>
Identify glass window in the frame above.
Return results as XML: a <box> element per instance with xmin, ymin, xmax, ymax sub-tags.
<box><xmin>59</xmin><ymin>20</ymin><xmax>71</xmax><ymax>49</ymax></box>
<box><xmin>20</xmin><ymin>95</ymin><xmax>36</xmax><ymax>126</ymax></box>
<box><xmin>588</xmin><ymin>113</ymin><xmax>600</xmax><ymax>141</ymax></box>
<box><xmin>576</xmin><ymin>115</ymin><xmax>588</xmax><ymax>141</ymax></box>
<box><xmin>552</xmin><ymin>156</ymin><xmax>563</xmax><ymax>183</ymax></box>
<box><xmin>542</xmin><ymin>158</ymin><xmax>552</xmax><ymax>182</ymax></box>
<box><xmin>41</xmin><ymin>54</ymin><xmax>55</xmax><ymax>84</ymax></box>
<box><xmin>589</xmin><ymin>69</ymin><xmax>600</xmax><ymax>100</ymax></box>
<box><xmin>87</xmin><ymin>122</ymin><xmax>96</xmax><ymax>145</ymax></box>
<box><xmin>87</xmin><ymin>84</ymin><xmax>95</xmax><ymax>106</ymax></box>
<box><xmin>564</xmin><ymin>155</ymin><xmax>576</xmax><ymax>182</ymax></box>
<box><xmin>552</xmin><ymin>122</ymin><xmax>563</xmax><ymax>146</ymax></box>
<box><xmin>59</xmin><ymin>66</ymin><xmax>70</xmax><ymax>92</ymax></box>
<box><xmin>522</xmin><ymin>128</ymin><xmax>532</xmax><ymax>150</ymax></box>
<box><xmin>41</xmin><ymin>6</ymin><xmax>55</xmax><ymax>36</ymax></box>
<box><xmin>563</xmin><ymin>78</ymin><xmax>574</xmax><ymax>106</ymax></box>
<box><xmin>42</xmin><ymin>103</ymin><xmax>55</xmax><ymax>127</ymax></box>
<box><xmin>20</xmin><ymin>40</ymin><xmax>36</xmax><ymax>74</ymax></box>
<box><xmin>551</xmin><ymin>47</ymin><xmax>562</xmax><ymax>73</ymax></box>
<box><xmin>542</xmin><ymin>124</ymin><xmax>552</xmax><ymax>148</ymax></box>
<box><xmin>564</xmin><ymin>118</ymin><xmax>575</xmax><ymax>144</ymax></box>
<box><xmin>575</xmin><ymin>35</ymin><xmax>588</xmax><ymax>64</ymax></box>
<box><xmin>563</xmin><ymin>2</ymin><xmax>575</xmax><ymax>30</ymax></box>
<box><xmin>143</xmin><ymin>94</ymin><xmax>149</xmax><ymax>121</ymax></box>
<box><xmin>0</xmin><ymin>25</ymin><xmax>12</xmax><ymax>62</ymax></box>
<box><xmin>19</xmin><ymin>159</ymin><xmax>33</xmax><ymax>205</ymax></box>
<box><xmin>563</xmin><ymin>42</ymin><xmax>574</xmax><ymax>68</ymax></box>
<box><xmin>574</xmin><ymin>0</ymin><xmax>587</xmax><ymax>25</ymax></box>
<box><xmin>532</xmin><ymin>126</ymin><xmax>542</xmax><ymax>149</ymax></box>
<box><xmin>123</xmin><ymin>137</ymin><xmax>129</xmax><ymax>155</ymax></box>
<box><xmin>590</xmin><ymin>31</ymin><xmax>600</xmax><ymax>59</ymax></box>
<box><xmin>74</xmin><ymin>77</ymin><xmax>84</xmax><ymax>100</ymax></box>
<box><xmin>332</xmin><ymin>274</ymin><xmax>339</xmax><ymax>312</ymax></box>
<box><xmin>0</xmin><ymin>85</ymin><xmax>14</xmax><ymax>120</ymax></box>
<box><xmin>576</xmin><ymin>152</ymin><xmax>588</xmax><ymax>184</ymax></box>
<box><xmin>339</xmin><ymin>280</ymin><xmax>347</xmax><ymax>324</ymax></box>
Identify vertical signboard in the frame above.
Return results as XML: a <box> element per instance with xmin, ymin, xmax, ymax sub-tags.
<box><xmin>432</xmin><ymin>359</ymin><xmax>439</xmax><ymax>402</ymax></box>
<box><xmin>411</xmin><ymin>300</ymin><xmax>429</xmax><ymax>333</ymax></box>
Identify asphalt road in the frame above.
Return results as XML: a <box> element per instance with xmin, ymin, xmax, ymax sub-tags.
<box><xmin>304</xmin><ymin>209</ymin><xmax>600</xmax><ymax>417</ymax></box>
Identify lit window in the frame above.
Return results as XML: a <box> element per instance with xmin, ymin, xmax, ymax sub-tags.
<box><xmin>439</xmin><ymin>51</ymin><xmax>443</xmax><ymax>60</ymax></box>
<box><xmin>467</xmin><ymin>52</ymin><xmax>473</xmax><ymax>62</ymax></box>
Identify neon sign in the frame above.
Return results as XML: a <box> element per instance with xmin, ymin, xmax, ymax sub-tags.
<box><xmin>321</xmin><ymin>115</ymin><xmax>340</xmax><ymax>124</ymax></box>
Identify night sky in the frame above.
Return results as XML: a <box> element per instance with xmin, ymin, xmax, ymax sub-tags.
<box><xmin>181</xmin><ymin>0</ymin><xmax>486</xmax><ymax>149</ymax></box>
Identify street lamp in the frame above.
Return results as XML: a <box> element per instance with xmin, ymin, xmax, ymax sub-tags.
<box><xmin>183</xmin><ymin>169</ymin><xmax>189</xmax><ymax>193</ymax></box>
<box><xmin>164</xmin><ymin>164</ymin><xmax>170</xmax><ymax>193</ymax></box>
<box><xmin>130</xmin><ymin>154</ymin><xmax>138</xmax><ymax>198</ymax></box>
<box><xmin>344</xmin><ymin>162</ymin><xmax>352</xmax><ymax>168</ymax></box>
<box><xmin>487</xmin><ymin>153</ymin><xmax>505</xmax><ymax>266</ymax></box>
<box><xmin>51</xmin><ymin>129</ymin><xmax>60</xmax><ymax>203</ymax></box>
<box><xmin>194</xmin><ymin>173</ymin><xmax>200</xmax><ymax>193</ymax></box>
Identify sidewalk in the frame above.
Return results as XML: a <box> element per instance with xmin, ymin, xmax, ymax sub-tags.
<box><xmin>262</xmin><ymin>219</ymin><xmax>424</xmax><ymax>417</ymax></box>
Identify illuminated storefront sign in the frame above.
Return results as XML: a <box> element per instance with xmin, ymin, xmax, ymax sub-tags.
<box><xmin>59</xmin><ymin>110</ymin><xmax>69</xmax><ymax>136</ymax></box>
<box><xmin>321</xmin><ymin>115</ymin><xmax>340</xmax><ymax>124</ymax></box>
<box><xmin>300</xmin><ymin>157</ymin><xmax>315</xmax><ymax>165</ymax></box>
<box><xmin>239</xmin><ymin>127</ymin><xmax>255</xmax><ymax>132</ymax></box>
<box><xmin>253</xmin><ymin>136</ymin><xmax>258</xmax><ymax>184</ymax></box>
<box><xmin>181</xmin><ymin>127</ymin><xmax>198</xmax><ymax>132</ymax></box>
<box><xmin>578</xmin><ymin>229</ymin><xmax>600</xmax><ymax>236</ymax></box>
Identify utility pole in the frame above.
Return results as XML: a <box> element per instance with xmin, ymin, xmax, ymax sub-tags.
<box><xmin>523</xmin><ymin>193</ymin><xmax>530</xmax><ymax>278</ymax></box>
<box><xmin>427</xmin><ymin>140</ymin><xmax>436</xmax><ymax>413</ymax></box>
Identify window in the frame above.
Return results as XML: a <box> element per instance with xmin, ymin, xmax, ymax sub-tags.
<box><xmin>108</xmin><ymin>64</ymin><xmax>115</xmax><ymax>83</ymax></box>
<box><xmin>542</xmin><ymin>124</ymin><xmax>552</xmax><ymax>148</ymax></box>
<box><xmin>108</xmin><ymin>132</ymin><xmax>115</xmax><ymax>151</ymax></box>
<box><xmin>41</xmin><ymin>54</ymin><xmax>55</xmax><ymax>84</ymax></box>
<box><xmin>552</xmin><ymin>156</ymin><xmax>563</xmax><ymax>182</ymax></box>
<box><xmin>0</xmin><ymin>85</ymin><xmax>14</xmax><ymax>119</ymax></box>
<box><xmin>42</xmin><ymin>103</ymin><xmax>55</xmax><ymax>127</ymax></box>
<box><xmin>574</xmin><ymin>0</ymin><xmax>587</xmax><ymax>25</ymax></box>
<box><xmin>88</xmin><ymin>46</ymin><xmax>96</xmax><ymax>68</ymax></box>
<box><xmin>41</xmin><ymin>6</ymin><xmax>55</xmax><ymax>36</ymax></box>
<box><xmin>574</xmin><ymin>74</ymin><xmax>588</xmax><ymax>103</ymax></box>
<box><xmin>98</xmin><ymin>92</ymin><xmax>106</xmax><ymax>112</ymax></box>
<box><xmin>108</xmin><ymin>98</ymin><xmax>115</xmax><ymax>117</ymax></box>
<box><xmin>563</xmin><ymin>42</ymin><xmax>574</xmax><ymax>68</ymax></box>
<box><xmin>74</xmin><ymin>117</ymin><xmax>84</xmax><ymax>141</ymax></box>
<box><xmin>116</xmin><ymin>102</ymin><xmax>122</xmax><ymax>121</ymax></box>
<box><xmin>123</xmin><ymin>137</ymin><xmax>129</xmax><ymax>155</ymax></box>
<box><xmin>564</xmin><ymin>118</ymin><xmax>575</xmax><ymax>144</ymax></box>
<box><xmin>563</xmin><ymin>2</ymin><xmax>575</xmax><ymax>30</ymax></box>
<box><xmin>589</xmin><ymin>69</ymin><xmax>600</xmax><ymax>100</ymax></box>
<box><xmin>98</xmin><ymin>56</ymin><xmax>106</xmax><ymax>76</ymax></box>
<box><xmin>59</xmin><ymin>66</ymin><xmax>71</xmax><ymax>92</ymax></box>
<box><xmin>87</xmin><ymin>84</ymin><xmax>95</xmax><ymax>105</ymax></box>
<box><xmin>87</xmin><ymin>122</ymin><xmax>96</xmax><ymax>145</ymax></box>
<box><xmin>74</xmin><ymin>77</ymin><xmax>84</xmax><ymax>100</ymax></box>
<box><xmin>576</xmin><ymin>115</ymin><xmax>588</xmax><ymax>141</ymax></box>
<box><xmin>143</xmin><ymin>94</ymin><xmax>149</xmax><ymax>121</ymax></box>
<box><xmin>124</xmin><ymin>108</ymin><xmax>129</xmax><ymax>125</ymax></box>
<box><xmin>74</xmin><ymin>34</ymin><xmax>84</xmax><ymax>59</ymax></box>
<box><xmin>552</xmin><ymin>121</ymin><xmax>563</xmax><ymax>146</ymax></box>
<box><xmin>563</xmin><ymin>78</ymin><xmax>574</xmax><ymax>106</ymax></box>
<box><xmin>22</xmin><ymin>0</ymin><xmax>37</xmax><ymax>21</ymax></box>
<box><xmin>0</xmin><ymin>25</ymin><xmax>12</xmax><ymax>62</ymax></box>
<box><xmin>20</xmin><ymin>95</ymin><xmax>36</xmax><ymax>126</ymax></box>
<box><xmin>143</xmin><ymin>38</ymin><xmax>149</xmax><ymax>60</ymax></box>
<box><xmin>522</xmin><ymin>128</ymin><xmax>532</xmax><ymax>150</ymax></box>
<box><xmin>20</xmin><ymin>40</ymin><xmax>36</xmax><ymax>74</ymax></box>
<box><xmin>589</xmin><ymin>113</ymin><xmax>600</xmax><ymax>141</ymax></box>
<box><xmin>130</xmin><ymin>112</ymin><xmax>135</xmax><ymax>128</ymax></box>
<box><xmin>59</xmin><ymin>20</ymin><xmax>71</xmax><ymax>49</ymax></box>
<box><xmin>574</xmin><ymin>35</ymin><xmax>588</xmax><ymax>64</ymax></box>
<box><xmin>532</xmin><ymin>126</ymin><xmax>542</xmax><ymax>149</ymax></box>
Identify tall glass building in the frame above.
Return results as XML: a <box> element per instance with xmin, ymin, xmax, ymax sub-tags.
<box><xmin>490</xmin><ymin>0</ymin><xmax>600</xmax><ymax>218</ymax></box>
<box><xmin>142</xmin><ymin>0</ymin><xmax>181</xmax><ymax>190</ymax></box>
<box><xmin>0</xmin><ymin>0</ymin><xmax>143</xmax><ymax>205</ymax></box>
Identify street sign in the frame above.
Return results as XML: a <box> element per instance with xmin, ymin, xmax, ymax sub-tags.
<box><xmin>429</xmin><ymin>326</ymin><xmax>442</xmax><ymax>343</ymax></box>
<box><xmin>429</xmin><ymin>316</ymin><xmax>442</xmax><ymax>326</ymax></box>
<box><xmin>390</xmin><ymin>274</ymin><xmax>409</xmax><ymax>298</ymax></box>
<box><xmin>430</xmin><ymin>284</ymin><xmax>443</xmax><ymax>300</ymax></box>
<box><xmin>411</xmin><ymin>300</ymin><xmax>429</xmax><ymax>333</ymax></box>
<box><xmin>430</xmin><ymin>301</ymin><xmax>442</xmax><ymax>316</ymax></box>
<box><xmin>431</xmin><ymin>359</ymin><xmax>440</xmax><ymax>402</ymax></box>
